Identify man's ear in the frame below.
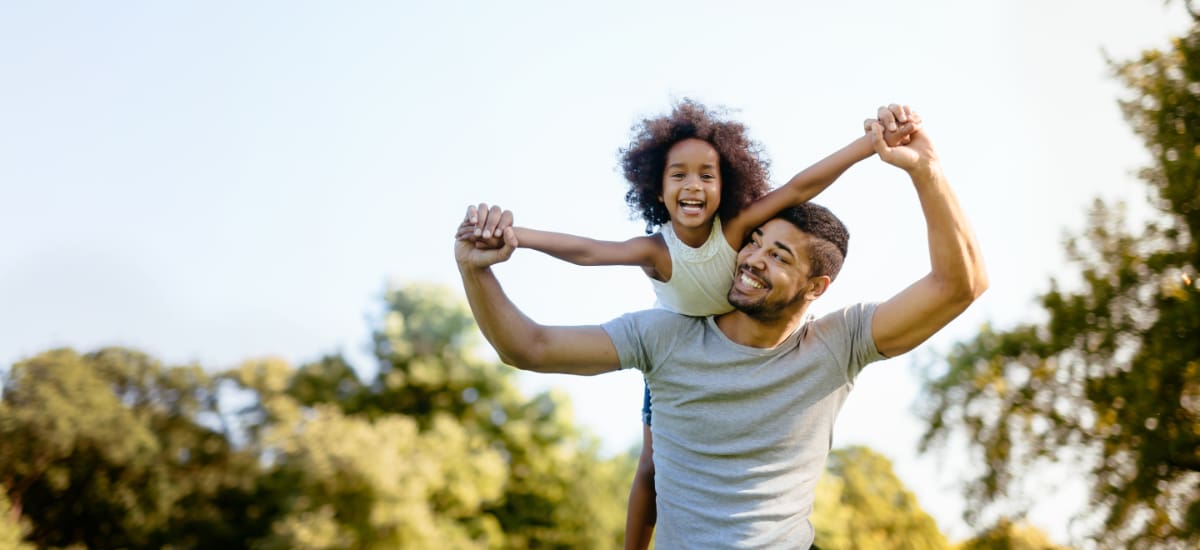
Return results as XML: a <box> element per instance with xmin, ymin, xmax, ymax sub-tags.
<box><xmin>804</xmin><ymin>276</ymin><xmax>832</xmax><ymax>301</ymax></box>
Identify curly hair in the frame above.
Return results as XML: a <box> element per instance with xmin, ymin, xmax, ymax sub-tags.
<box><xmin>619</xmin><ymin>99</ymin><xmax>771</xmax><ymax>233</ymax></box>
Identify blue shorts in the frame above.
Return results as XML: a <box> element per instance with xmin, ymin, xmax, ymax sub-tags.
<box><xmin>641</xmin><ymin>380</ymin><xmax>652</xmax><ymax>426</ymax></box>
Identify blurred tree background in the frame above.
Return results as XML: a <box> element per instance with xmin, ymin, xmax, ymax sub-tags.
<box><xmin>0</xmin><ymin>287</ymin><xmax>634</xmax><ymax>549</ymax></box>
<box><xmin>812</xmin><ymin>446</ymin><xmax>947</xmax><ymax>550</ymax></box>
<box><xmin>919</xmin><ymin>7</ymin><xmax>1200</xmax><ymax>550</ymax></box>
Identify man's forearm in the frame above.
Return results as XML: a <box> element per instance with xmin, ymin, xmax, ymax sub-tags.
<box><xmin>458</xmin><ymin>263</ymin><xmax>540</xmax><ymax>366</ymax></box>
<box><xmin>909</xmin><ymin>162</ymin><xmax>988</xmax><ymax>299</ymax></box>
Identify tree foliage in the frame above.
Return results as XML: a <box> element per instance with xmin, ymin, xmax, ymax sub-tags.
<box><xmin>0</xmin><ymin>491</ymin><xmax>34</xmax><ymax>550</ymax></box>
<box><xmin>0</xmin><ymin>348</ymin><xmax>263</xmax><ymax>548</ymax></box>
<box><xmin>955</xmin><ymin>518</ymin><xmax>1069</xmax><ymax>550</ymax></box>
<box><xmin>1</xmin><ymin>284</ymin><xmax>633</xmax><ymax>548</ymax></box>
<box><xmin>812</xmin><ymin>446</ymin><xmax>948</xmax><ymax>550</ymax></box>
<box><xmin>918</xmin><ymin>12</ymin><xmax>1200</xmax><ymax>549</ymax></box>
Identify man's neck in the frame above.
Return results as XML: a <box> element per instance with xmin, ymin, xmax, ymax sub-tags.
<box><xmin>714</xmin><ymin>304</ymin><xmax>811</xmax><ymax>349</ymax></box>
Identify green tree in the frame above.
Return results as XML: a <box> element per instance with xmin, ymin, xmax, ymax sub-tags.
<box><xmin>955</xmin><ymin>518</ymin><xmax>1069</xmax><ymax>550</ymax></box>
<box><xmin>0</xmin><ymin>348</ymin><xmax>266</xmax><ymax>548</ymax></box>
<box><xmin>812</xmin><ymin>446</ymin><xmax>948</xmax><ymax>550</ymax></box>
<box><xmin>225</xmin><ymin>356</ymin><xmax>508</xmax><ymax>550</ymax></box>
<box><xmin>0</xmin><ymin>491</ymin><xmax>34</xmax><ymax>550</ymax></box>
<box><xmin>226</xmin><ymin>284</ymin><xmax>634</xmax><ymax>549</ymax></box>
<box><xmin>919</xmin><ymin>10</ymin><xmax>1200</xmax><ymax>548</ymax></box>
<box><xmin>361</xmin><ymin>284</ymin><xmax>634</xmax><ymax>548</ymax></box>
<box><xmin>2</xmin><ymin>285</ymin><xmax>635</xmax><ymax>548</ymax></box>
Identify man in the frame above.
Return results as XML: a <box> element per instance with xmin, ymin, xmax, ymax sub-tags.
<box><xmin>454</xmin><ymin>109</ymin><xmax>987</xmax><ymax>548</ymax></box>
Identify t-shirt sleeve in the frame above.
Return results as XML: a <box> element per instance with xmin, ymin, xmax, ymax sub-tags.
<box><xmin>601</xmin><ymin>309</ymin><xmax>683</xmax><ymax>374</ymax></box>
<box><xmin>813</xmin><ymin>302</ymin><xmax>885</xmax><ymax>383</ymax></box>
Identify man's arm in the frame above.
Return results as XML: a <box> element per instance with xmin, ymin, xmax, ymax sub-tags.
<box><xmin>723</xmin><ymin>106</ymin><xmax>921</xmax><ymax>248</ymax></box>
<box><xmin>456</xmin><ymin>205</ymin><xmax>624</xmax><ymax>375</ymax></box>
<box><xmin>867</xmin><ymin>114</ymin><xmax>989</xmax><ymax>358</ymax></box>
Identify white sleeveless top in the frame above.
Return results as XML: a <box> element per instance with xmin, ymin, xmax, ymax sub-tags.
<box><xmin>651</xmin><ymin>218</ymin><xmax>738</xmax><ymax>316</ymax></box>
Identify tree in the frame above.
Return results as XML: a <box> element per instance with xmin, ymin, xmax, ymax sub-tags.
<box><xmin>812</xmin><ymin>446</ymin><xmax>948</xmax><ymax>550</ymax></box>
<box><xmin>1</xmin><ymin>284</ymin><xmax>633</xmax><ymax>548</ymax></box>
<box><xmin>360</xmin><ymin>283</ymin><xmax>634</xmax><ymax>548</ymax></box>
<box><xmin>956</xmin><ymin>518</ymin><xmax>1069</xmax><ymax>550</ymax></box>
<box><xmin>0</xmin><ymin>491</ymin><xmax>34</xmax><ymax>550</ymax></box>
<box><xmin>0</xmin><ymin>348</ymin><xmax>265</xmax><ymax>548</ymax></box>
<box><xmin>918</xmin><ymin>11</ymin><xmax>1200</xmax><ymax>548</ymax></box>
<box><xmin>223</xmin><ymin>284</ymin><xmax>634</xmax><ymax>549</ymax></box>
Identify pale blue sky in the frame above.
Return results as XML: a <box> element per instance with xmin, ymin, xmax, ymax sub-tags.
<box><xmin>1</xmin><ymin>1</ymin><xmax>1191</xmax><ymax>543</ymax></box>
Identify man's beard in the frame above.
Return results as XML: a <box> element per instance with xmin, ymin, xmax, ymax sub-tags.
<box><xmin>728</xmin><ymin>266</ymin><xmax>806</xmax><ymax>321</ymax></box>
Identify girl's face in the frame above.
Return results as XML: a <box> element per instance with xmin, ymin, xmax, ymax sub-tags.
<box><xmin>659</xmin><ymin>138</ymin><xmax>722</xmax><ymax>234</ymax></box>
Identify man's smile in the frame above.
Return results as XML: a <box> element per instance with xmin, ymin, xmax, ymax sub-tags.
<box><xmin>737</xmin><ymin>266</ymin><xmax>768</xmax><ymax>290</ymax></box>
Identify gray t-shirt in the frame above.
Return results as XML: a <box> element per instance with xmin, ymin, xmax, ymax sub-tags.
<box><xmin>602</xmin><ymin>303</ymin><xmax>883</xmax><ymax>549</ymax></box>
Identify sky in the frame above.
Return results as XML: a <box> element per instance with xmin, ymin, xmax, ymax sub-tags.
<box><xmin>1</xmin><ymin>0</ymin><xmax>1193</xmax><ymax>544</ymax></box>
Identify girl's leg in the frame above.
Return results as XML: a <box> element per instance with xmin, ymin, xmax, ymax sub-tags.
<box><xmin>624</xmin><ymin>383</ymin><xmax>656</xmax><ymax>550</ymax></box>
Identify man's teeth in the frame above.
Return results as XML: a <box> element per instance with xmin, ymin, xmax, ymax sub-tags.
<box><xmin>740</xmin><ymin>273</ymin><xmax>764</xmax><ymax>289</ymax></box>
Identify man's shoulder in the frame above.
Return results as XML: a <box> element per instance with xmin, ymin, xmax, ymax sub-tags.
<box><xmin>620</xmin><ymin>308</ymin><xmax>708</xmax><ymax>326</ymax></box>
<box><xmin>811</xmin><ymin>302</ymin><xmax>879</xmax><ymax>326</ymax></box>
<box><xmin>602</xmin><ymin>309</ymin><xmax>710</xmax><ymax>370</ymax></box>
<box><xmin>603</xmin><ymin>309</ymin><xmax>709</xmax><ymax>345</ymax></box>
<box><xmin>802</xmin><ymin>302</ymin><xmax>880</xmax><ymax>349</ymax></box>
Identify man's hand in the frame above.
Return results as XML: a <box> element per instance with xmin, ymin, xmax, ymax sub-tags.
<box><xmin>455</xmin><ymin>203</ymin><xmax>518</xmax><ymax>269</ymax></box>
<box><xmin>866</xmin><ymin>104</ymin><xmax>939</xmax><ymax>175</ymax></box>
<box><xmin>868</xmin><ymin>103</ymin><xmax>922</xmax><ymax>147</ymax></box>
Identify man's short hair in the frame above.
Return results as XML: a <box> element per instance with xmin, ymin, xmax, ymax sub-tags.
<box><xmin>774</xmin><ymin>203</ymin><xmax>849</xmax><ymax>280</ymax></box>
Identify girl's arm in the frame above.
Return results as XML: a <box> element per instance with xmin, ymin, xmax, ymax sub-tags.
<box><xmin>723</xmin><ymin>134</ymin><xmax>878</xmax><ymax>248</ymax></box>
<box><xmin>515</xmin><ymin>227</ymin><xmax>666</xmax><ymax>274</ymax></box>
<box><xmin>723</xmin><ymin>110</ymin><xmax>920</xmax><ymax>248</ymax></box>
<box><xmin>465</xmin><ymin>204</ymin><xmax>669</xmax><ymax>277</ymax></box>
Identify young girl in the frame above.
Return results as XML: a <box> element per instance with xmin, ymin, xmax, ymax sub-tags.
<box><xmin>468</xmin><ymin>99</ymin><xmax>918</xmax><ymax>549</ymax></box>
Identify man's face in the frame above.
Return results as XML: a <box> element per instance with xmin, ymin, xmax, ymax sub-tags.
<box><xmin>728</xmin><ymin>219</ymin><xmax>826</xmax><ymax>320</ymax></box>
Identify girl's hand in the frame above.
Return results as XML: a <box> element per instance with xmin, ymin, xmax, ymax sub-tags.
<box><xmin>456</xmin><ymin>203</ymin><xmax>518</xmax><ymax>268</ymax></box>
<box><xmin>865</xmin><ymin>103</ymin><xmax>922</xmax><ymax>147</ymax></box>
<box><xmin>468</xmin><ymin>202</ymin><xmax>514</xmax><ymax>242</ymax></box>
<box><xmin>867</xmin><ymin>117</ymin><xmax>939</xmax><ymax>175</ymax></box>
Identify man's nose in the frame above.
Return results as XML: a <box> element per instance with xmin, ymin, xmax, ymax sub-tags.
<box><xmin>744</xmin><ymin>248</ymin><xmax>767</xmax><ymax>268</ymax></box>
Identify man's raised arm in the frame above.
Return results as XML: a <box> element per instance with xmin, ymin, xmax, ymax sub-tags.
<box><xmin>866</xmin><ymin>111</ymin><xmax>989</xmax><ymax>358</ymax></box>
<box><xmin>455</xmin><ymin>203</ymin><xmax>623</xmax><ymax>375</ymax></box>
